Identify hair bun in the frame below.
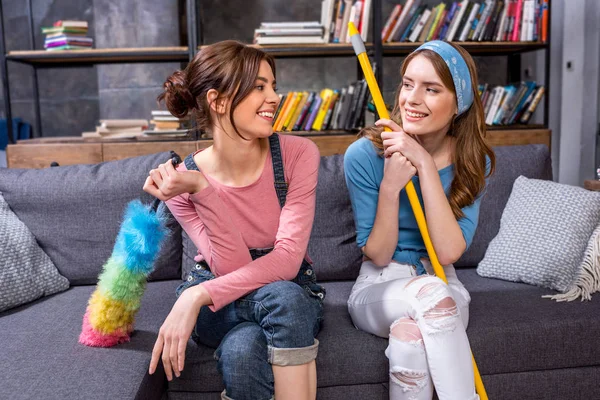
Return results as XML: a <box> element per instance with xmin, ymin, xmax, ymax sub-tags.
<box><xmin>162</xmin><ymin>70</ymin><xmax>196</xmax><ymax>119</ymax></box>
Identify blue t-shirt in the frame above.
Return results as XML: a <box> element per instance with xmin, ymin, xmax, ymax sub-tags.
<box><xmin>344</xmin><ymin>137</ymin><xmax>487</xmax><ymax>275</ymax></box>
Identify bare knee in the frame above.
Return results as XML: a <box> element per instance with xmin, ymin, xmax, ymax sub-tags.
<box><xmin>390</xmin><ymin>317</ymin><xmax>423</xmax><ymax>344</ymax></box>
<box><xmin>415</xmin><ymin>278</ymin><xmax>460</xmax><ymax>333</ymax></box>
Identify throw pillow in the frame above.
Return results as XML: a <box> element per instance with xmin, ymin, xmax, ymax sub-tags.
<box><xmin>477</xmin><ymin>176</ymin><xmax>600</xmax><ymax>299</ymax></box>
<box><xmin>543</xmin><ymin>222</ymin><xmax>600</xmax><ymax>301</ymax></box>
<box><xmin>0</xmin><ymin>193</ymin><xmax>69</xmax><ymax>312</ymax></box>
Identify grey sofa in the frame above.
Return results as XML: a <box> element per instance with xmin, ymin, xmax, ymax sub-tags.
<box><xmin>1</xmin><ymin>144</ymin><xmax>599</xmax><ymax>400</ymax></box>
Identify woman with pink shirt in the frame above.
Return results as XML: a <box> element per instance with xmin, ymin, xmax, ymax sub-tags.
<box><xmin>143</xmin><ymin>40</ymin><xmax>325</xmax><ymax>400</ymax></box>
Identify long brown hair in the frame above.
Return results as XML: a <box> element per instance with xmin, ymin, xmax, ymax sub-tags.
<box><xmin>157</xmin><ymin>40</ymin><xmax>276</xmax><ymax>139</ymax></box>
<box><xmin>363</xmin><ymin>42</ymin><xmax>495</xmax><ymax>219</ymax></box>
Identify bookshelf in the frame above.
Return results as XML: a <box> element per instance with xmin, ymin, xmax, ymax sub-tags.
<box><xmin>5</xmin><ymin>47</ymin><xmax>190</xmax><ymax>64</ymax></box>
<box><xmin>193</xmin><ymin>0</ymin><xmax>551</xmax><ymax>146</ymax></box>
<box><xmin>2</xmin><ymin>0</ymin><xmax>552</xmax><ymax>163</ymax></box>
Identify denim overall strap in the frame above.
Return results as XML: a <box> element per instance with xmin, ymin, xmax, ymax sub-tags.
<box><xmin>184</xmin><ymin>152</ymin><xmax>199</xmax><ymax>172</ymax></box>
<box><xmin>268</xmin><ymin>133</ymin><xmax>288</xmax><ymax>208</ymax></box>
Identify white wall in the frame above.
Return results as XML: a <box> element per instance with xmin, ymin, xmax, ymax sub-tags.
<box><xmin>557</xmin><ymin>0</ymin><xmax>600</xmax><ymax>185</ymax></box>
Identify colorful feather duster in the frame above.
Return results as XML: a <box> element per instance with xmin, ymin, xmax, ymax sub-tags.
<box><xmin>79</xmin><ymin>153</ymin><xmax>180</xmax><ymax>347</ymax></box>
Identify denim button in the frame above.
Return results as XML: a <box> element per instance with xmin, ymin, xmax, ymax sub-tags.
<box><xmin>306</xmin><ymin>269</ymin><xmax>313</xmax><ymax>276</ymax></box>
<box><xmin>318</xmin><ymin>293</ymin><xmax>324</xmax><ymax>299</ymax></box>
<box><xmin>195</xmin><ymin>264</ymin><xmax>202</xmax><ymax>270</ymax></box>
<box><xmin>187</xmin><ymin>276</ymin><xmax>193</xmax><ymax>282</ymax></box>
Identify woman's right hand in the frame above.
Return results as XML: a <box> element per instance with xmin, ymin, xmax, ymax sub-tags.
<box><xmin>143</xmin><ymin>159</ymin><xmax>209</xmax><ymax>201</ymax></box>
<box><xmin>381</xmin><ymin>152</ymin><xmax>417</xmax><ymax>194</ymax></box>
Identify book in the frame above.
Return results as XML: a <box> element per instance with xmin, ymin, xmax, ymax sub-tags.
<box><xmin>275</xmin><ymin>92</ymin><xmax>297</xmax><ymax>131</ymax></box>
<box><xmin>260</xmin><ymin>21</ymin><xmax>322</xmax><ymax>29</ymax></box>
<box><xmin>427</xmin><ymin>4</ymin><xmax>447</xmax><ymax>42</ymax></box>
<box><xmin>255</xmin><ymin>36</ymin><xmax>326</xmax><ymax>45</ymax></box>
<box><xmin>254</xmin><ymin>28</ymin><xmax>324</xmax><ymax>36</ymax></box>
<box><xmin>382</xmin><ymin>4</ymin><xmax>402</xmax><ymax>41</ymax></box>
<box><xmin>339</xmin><ymin>0</ymin><xmax>353</xmax><ymax>42</ymax></box>
<box><xmin>41</xmin><ymin>26</ymin><xmax>88</xmax><ymax>34</ymax></box>
<box><xmin>293</xmin><ymin>92</ymin><xmax>316</xmax><ymax>130</ymax></box>
<box><xmin>392</xmin><ymin>0</ymin><xmax>422</xmax><ymax>42</ymax></box>
<box><xmin>100</xmin><ymin>119</ymin><xmax>148</xmax><ymax>128</ymax></box>
<box><xmin>53</xmin><ymin>20</ymin><xmax>88</xmax><ymax>28</ymax></box>
<box><xmin>439</xmin><ymin>2</ymin><xmax>459</xmax><ymax>41</ymax></box>
<box><xmin>360</xmin><ymin>0</ymin><xmax>372</xmax><ymax>41</ymax></box>
<box><xmin>446</xmin><ymin>0</ymin><xmax>469</xmax><ymax>41</ymax></box>
<box><xmin>333</xmin><ymin>0</ymin><xmax>346</xmax><ymax>43</ymax></box>
<box><xmin>519</xmin><ymin>86</ymin><xmax>544</xmax><ymax>124</ymax></box>
<box><xmin>313</xmin><ymin>89</ymin><xmax>335</xmax><ymax>131</ymax></box>
<box><xmin>431</xmin><ymin>8</ymin><xmax>447</xmax><ymax>40</ymax></box>
<box><xmin>387</xmin><ymin>0</ymin><xmax>414</xmax><ymax>42</ymax></box>
<box><xmin>401</xmin><ymin>5</ymin><xmax>427</xmax><ymax>42</ymax></box>
<box><xmin>460</xmin><ymin>2</ymin><xmax>480</xmax><ymax>42</ymax></box>
<box><xmin>283</xmin><ymin>92</ymin><xmax>305</xmax><ymax>131</ymax></box>
<box><xmin>304</xmin><ymin>96</ymin><xmax>323</xmax><ymax>131</ymax></box>
<box><xmin>409</xmin><ymin>9</ymin><xmax>432</xmax><ymax>42</ymax></box>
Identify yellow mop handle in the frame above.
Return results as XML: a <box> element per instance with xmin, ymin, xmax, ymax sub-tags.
<box><xmin>347</xmin><ymin>22</ymin><xmax>488</xmax><ymax>400</ymax></box>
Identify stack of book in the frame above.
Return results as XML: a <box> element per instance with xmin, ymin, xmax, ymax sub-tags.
<box><xmin>42</xmin><ymin>20</ymin><xmax>93</xmax><ymax>51</ymax></box>
<box><xmin>253</xmin><ymin>0</ymin><xmax>373</xmax><ymax>45</ymax></box>
<box><xmin>479</xmin><ymin>81</ymin><xmax>545</xmax><ymax>125</ymax></box>
<box><xmin>82</xmin><ymin>119</ymin><xmax>148</xmax><ymax>140</ymax></box>
<box><xmin>254</xmin><ymin>22</ymin><xmax>325</xmax><ymax>45</ymax></box>
<box><xmin>272</xmin><ymin>80</ymin><xmax>370</xmax><ymax>133</ymax></box>
<box><xmin>142</xmin><ymin>111</ymin><xmax>190</xmax><ymax>138</ymax></box>
<box><xmin>381</xmin><ymin>0</ymin><xmax>549</xmax><ymax>43</ymax></box>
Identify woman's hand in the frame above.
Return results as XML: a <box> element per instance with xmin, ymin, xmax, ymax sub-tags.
<box><xmin>376</xmin><ymin>119</ymin><xmax>432</xmax><ymax>171</ymax></box>
<box><xmin>381</xmin><ymin>152</ymin><xmax>417</xmax><ymax>195</ymax></box>
<box><xmin>149</xmin><ymin>285</ymin><xmax>210</xmax><ymax>380</ymax></box>
<box><xmin>143</xmin><ymin>159</ymin><xmax>208</xmax><ymax>201</ymax></box>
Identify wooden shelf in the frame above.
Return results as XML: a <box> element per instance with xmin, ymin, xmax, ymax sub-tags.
<box><xmin>383</xmin><ymin>41</ymin><xmax>548</xmax><ymax>56</ymax></box>
<box><xmin>6</xmin><ymin>47</ymin><xmax>189</xmax><ymax>64</ymax></box>
<box><xmin>486</xmin><ymin>128</ymin><xmax>551</xmax><ymax>148</ymax></box>
<box><xmin>8</xmin><ymin>128</ymin><xmax>551</xmax><ymax>169</ymax></box>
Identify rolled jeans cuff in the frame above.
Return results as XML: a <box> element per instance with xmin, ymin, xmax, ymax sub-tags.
<box><xmin>268</xmin><ymin>339</ymin><xmax>319</xmax><ymax>366</ymax></box>
<box><xmin>220</xmin><ymin>390</ymin><xmax>273</xmax><ymax>400</ymax></box>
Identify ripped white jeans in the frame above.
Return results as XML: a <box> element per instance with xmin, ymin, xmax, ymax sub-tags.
<box><xmin>347</xmin><ymin>260</ymin><xmax>478</xmax><ymax>400</ymax></box>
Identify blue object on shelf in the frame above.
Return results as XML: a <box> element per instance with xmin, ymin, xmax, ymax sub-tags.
<box><xmin>0</xmin><ymin>118</ymin><xmax>32</xmax><ymax>150</ymax></box>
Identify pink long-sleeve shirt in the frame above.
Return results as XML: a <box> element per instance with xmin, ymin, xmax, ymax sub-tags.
<box><xmin>165</xmin><ymin>135</ymin><xmax>320</xmax><ymax>311</ymax></box>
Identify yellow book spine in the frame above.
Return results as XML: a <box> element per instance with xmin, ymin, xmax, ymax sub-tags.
<box><xmin>312</xmin><ymin>89</ymin><xmax>334</xmax><ymax>131</ymax></box>
<box><xmin>274</xmin><ymin>92</ymin><xmax>296</xmax><ymax>132</ymax></box>
<box><xmin>427</xmin><ymin>4</ymin><xmax>446</xmax><ymax>41</ymax></box>
<box><xmin>285</xmin><ymin>91</ymin><xmax>309</xmax><ymax>131</ymax></box>
<box><xmin>283</xmin><ymin>92</ymin><xmax>304</xmax><ymax>131</ymax></box>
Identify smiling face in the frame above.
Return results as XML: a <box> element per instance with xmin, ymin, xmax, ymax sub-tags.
<box><xmin>231</xmin><ymin>60</ymin><xmax>280</xmax><ymax>139</ymax></box>
<box><xmin>398</xmin><ymin>54</ymin><xmax>458</xmax><ymax>138</ymax></box>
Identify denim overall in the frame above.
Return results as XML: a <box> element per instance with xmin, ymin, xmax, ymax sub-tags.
<box><xmin>175</xmin><ymin>134</ymin><xmax>325</xmax><ymax>400</ymax></box>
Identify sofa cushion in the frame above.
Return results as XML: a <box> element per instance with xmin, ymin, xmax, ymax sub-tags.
<box><xmin>181</xmin><ymin>154</ymin><xmax>364</xmax><ymax>282</ymax></box>
<box><xmin>458</xmin><ymin>268</ymin><xmax>600</xmax><ymax>375</ymax></box>
<box><xmin>477</xmin><ymin>176</ymin><xmax>600</xmax><ymax>294</ymax></box>
<box><xmin>456</xmin><ymin>144</ymin><xmax>553</xmax><ymax>267</ymax></box>
<box><xmin>168</xmin><ymin>280</ymin><xmax>389</xmax><ymax>394</ymax></box>
<box><xmin>0</xmin><ymin>152</ymin><xmax>182</xmax><ymax>285</ymax></box>
<box><xmin>0</xmin><ymin>193</ymin><xmax>69</xmax><ymax>312</ymax></box>
<box><xmin>0</xmin><ymin>279</ymin><xmax>180</xmax><ymax>400</ymax></box>
<box><xmin>309</xmin><ymin>155</ymin><xmax>363</xmax><ymax>281</ymax></box>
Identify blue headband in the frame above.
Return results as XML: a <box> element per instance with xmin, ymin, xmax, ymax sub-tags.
<box><xmin>415</xmin><ymin>41</ymin><xmax>474</xmax><ymax>115</ymax></box>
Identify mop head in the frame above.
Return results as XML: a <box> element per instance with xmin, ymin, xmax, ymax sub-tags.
<box><xmin>79</xmin><ymin>200</ymin><xmax>168</xmax><ymax>347</ymax></box>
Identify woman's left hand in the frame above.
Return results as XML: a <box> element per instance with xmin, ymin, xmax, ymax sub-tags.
<box><xmin>149</xmin><ymin>285</ymin><xmax>209</xmax><ymax>381</ymax></box>
<box><xmin>376</xmin><ymin>119</ymin><xmax>432</xmax><ymax>171</ymax></box>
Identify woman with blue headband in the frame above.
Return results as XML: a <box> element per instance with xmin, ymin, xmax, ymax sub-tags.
<box><xmin>344</xmin><ymin>41</ymin><xmax>495</xmax><ymax>400</ymax></box>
